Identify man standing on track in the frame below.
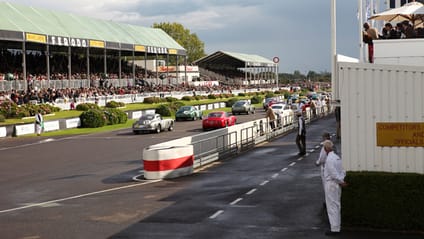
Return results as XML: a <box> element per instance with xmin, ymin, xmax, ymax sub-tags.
<box><xmin>295</xmin><ymin>111</ymin><xmax>306</xmax><ymax>156</ymax></box>
<box><xmin>323</xmin><ymin>140</ymin><xmax>347</xmax><ymax>236</ymax></box>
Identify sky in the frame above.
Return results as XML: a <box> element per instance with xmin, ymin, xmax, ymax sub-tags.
<box><xmin>5</xmin><ymin>0</ymin><xmax>367</xmax><ymax>74</ymax></box>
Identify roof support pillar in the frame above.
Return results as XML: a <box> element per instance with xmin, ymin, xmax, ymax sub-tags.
<box><xmin>86</xmin><ymin>47</ymin><xmax>90</xmax><ymax>85</ymax></box>
<box><xmin>22</xmin><ymin>41</ymin><xmax>27</xmax><ymax>90</ymax></box>
<box><xmin>118</xmin><ymin>50</ymin><xmax>122</xmax><ymax>80</ymax></box>
<box><xmin>46</xmin><ymin>44</ymin><xmax>50</xmax><ymax>82</ymax></box>
<box><xmin>68</xmin><ymin>46</ymin><xmax>71</xmax><ymax>81</ymax></box>
<box><xmin>144</xmin><ymin>51</ymin><xmax>147</xmax><ymax>79</ymax></box>
<box><xmin>132</xmin><ymin>50</ymin><xmax>135</xmax><ymax>80</ymax></box>
<box><xmin>244</xmin><ymin>62</ymin><xmax>247</xmax><ymax>85</ymax></box>
<box><xmin>184</xmin><ymin>55</ymin><xmax>187</xmax><ymax>86</ymax></box>
<box><xmin>104</xmin><ymin>48</ymin><xmax>107</xmax><ymax>77</ymax></box>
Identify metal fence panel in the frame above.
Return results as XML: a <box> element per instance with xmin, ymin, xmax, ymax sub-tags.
<box><xmin>338</xmin><ymin>62</ymin><xmax>424</xmax><ymax>174</ymax></box>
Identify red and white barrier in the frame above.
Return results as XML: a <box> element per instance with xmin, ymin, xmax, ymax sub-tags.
<box><xmin>143</xmin><ymin>145</ymin><xmax>194</xmax><ymax>180</ymax></box>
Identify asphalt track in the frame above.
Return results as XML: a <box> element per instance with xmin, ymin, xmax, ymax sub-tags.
<box><xmin>0</xmin><ymin>113</ymin><xmax>422</xmax><ymax>239</ymax></box>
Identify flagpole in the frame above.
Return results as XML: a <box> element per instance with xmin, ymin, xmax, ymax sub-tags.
<box><xmin>358</xmin><ymin>0</ymin><xmax>364</xmax><ymax>63</ymax></box>
<box><xmin>331</xmin><ymin>0</ymin><xmax>337</xmax><ymax>100</ymax></box>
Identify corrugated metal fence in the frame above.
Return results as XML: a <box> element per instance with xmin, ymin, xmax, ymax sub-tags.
<box><xmin>337</xmin><ymin>62</ymin><xmax>424</xmax><ymax>174</ymax></box>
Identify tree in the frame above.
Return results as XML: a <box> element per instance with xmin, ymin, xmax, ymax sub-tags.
<box><xmin>152</xmin><ymin>22</ymin><xmax>206</xmax><ymax>64</ymax></box>
<box><xmin>293</xmin><ymin>70</ymin><xmax>305</xmax><ymax>80</ymax></box>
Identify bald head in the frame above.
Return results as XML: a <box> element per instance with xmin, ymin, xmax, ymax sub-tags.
<box><xmin>323</xmin><ymin>140</ymin><xmax>334</xmax><ymax>152</ymax></box>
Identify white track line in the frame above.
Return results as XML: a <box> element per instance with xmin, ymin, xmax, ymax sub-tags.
<box><xmin>246</xmin><ymin>188</ymin><xmax>257</xmax><ymax>195</ymax></box>
<box><xmin>289</xmin><ymin>162</ymin><xmax>296</xmax><ymax>167</ymax></box>
<box><xmin>260</xmin><ymin>180</ymin><xmax>269</xmax><ymax>186</ymax></box>
<box><xmin>230</xmin><ymin>198</ymin><xmax>243</xmax><ymax>205</ymax></box>
<box><xmin>209</xmin><ymin>210</ymin><xmax>224</xmax><ymax>219</ymax></box>
<box><xmin>0</xmin><ymin>180</ymin><xmax>161</xmax><ymax>214</ymax></box>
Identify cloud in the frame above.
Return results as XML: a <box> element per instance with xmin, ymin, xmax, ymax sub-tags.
<box><xmin>6</xmin><ymin>0</ymin><xmax>361</xmax><ymax>73</ymax></box>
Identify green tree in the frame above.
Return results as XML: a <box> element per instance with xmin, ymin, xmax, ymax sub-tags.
<box><xmin>152</xmin><ymin>22</ymin><xmax>206</xmax><ymax>63</ymax></box>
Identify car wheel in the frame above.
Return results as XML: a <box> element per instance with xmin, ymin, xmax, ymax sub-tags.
<box><xmin>155</xmin><ymin>125</ymin><xmax>161</xmax><ymax>133</ymax></box>
<box><xmin>176</xmin><ymin>117</ymin><xmax>180</xmax><ymax>122</ymax></box>
<box><xmin>168</xmin><ymin>123</ymin><xmax>174</xmax><ymax>131</ymax></box>
<box><xmin>133</xmin><ymin>131</ymin><xmax>139</xmax><ymax>135</ymax></box>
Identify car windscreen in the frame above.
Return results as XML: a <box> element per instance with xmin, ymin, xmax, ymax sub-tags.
<box><xmin>208</xmin><ymin>112</ymin><xmax>223</xmax><ymax>118</ymax></box>
<box><xmin>179</xmin><ymin>106</ymin><xmax>191</xmax><ymax>111</ymax></box>
<box><xmin>140</xmin><ymin>115</ymin><xmax>155</xmax><ymax>120</ymax></box>
<box><xmin>234</xmin><ymin>102</ymin><xmax>245</xmax><ymax>107</ymax></box>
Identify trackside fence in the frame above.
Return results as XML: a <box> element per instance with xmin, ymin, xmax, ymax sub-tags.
<box><xmin>145</xmin><ymin>106</ymin><xmax>333</xmax><ymax>178</ymax></box>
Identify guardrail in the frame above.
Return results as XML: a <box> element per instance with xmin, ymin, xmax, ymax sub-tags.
<box><xmin>144</xmin><ymin>106</ymin><xmax>333</xmax><ymax>179</ymax></box>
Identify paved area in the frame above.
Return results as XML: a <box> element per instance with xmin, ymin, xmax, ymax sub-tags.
<box><xmin>110</xmin><ymin>116</ymin><xmax>423</xmax><ymax>239</ymax></box>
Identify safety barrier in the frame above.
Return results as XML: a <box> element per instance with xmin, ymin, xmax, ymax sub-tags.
<box><xmin>143</xmin><ymin>106</ymin><xmax>333</xmax><ymax>180</ymax></box>
<box><xmin>143</xmin><ymin>145</ymin><xmax>194</xmax><ymax>180</ymax></box>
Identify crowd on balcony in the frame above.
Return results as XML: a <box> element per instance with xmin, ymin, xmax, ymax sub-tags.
<box><xmin>379</xmin><ymin>20</ymin><xmax>424</xmax><ymax>39</ymax></box>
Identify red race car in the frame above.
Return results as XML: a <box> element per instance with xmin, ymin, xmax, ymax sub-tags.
<box><xmin>202</xmin><ymin>111</ymin><xmax>237</xmax><ymax>130</ymax></box>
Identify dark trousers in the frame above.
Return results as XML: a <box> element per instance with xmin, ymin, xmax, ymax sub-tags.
<box><xmin>368</xmin><ymin>44</ymin><xmax>374</xmax><ymax>63</ymax></box>
<box><xmin>296</xmin><ymin>134</ymin><xmax>306</xmax><ymax>154</ymax></box>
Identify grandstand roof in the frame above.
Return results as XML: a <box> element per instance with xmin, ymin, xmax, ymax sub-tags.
<box><xmin>193</xmin><ymin>51</ymin><xmax>276</xmax><ymax>69</ymax></box>
<box><xmin>0</xmin><ymin>2</ymin><xmax>185</xmax><ymax>54</ymax></box>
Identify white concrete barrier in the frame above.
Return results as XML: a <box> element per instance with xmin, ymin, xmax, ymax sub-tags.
<box><xmin>143</xmin><ymin>145</ymin><xmax>194</xmax><ymax>180</ymax></box>
<box><xmin>43</xmin><ymin>120</ymin><xmax>60</xmax><ymax>132</ymax></box>
<box><xmin>14</xmin><ymin>123</ymin><xmax>35</xmax><ymax>136</ymax></box>
<box><xmin>65</xmin><ymin>118</ymin><xmax>81</xmax><ymax>129</ymax></box>
<box><xmin>131</xmin><ymin>111</ymin><xmax>142</xmax><ymax>119</ymax></box>
<box><xmin>0</xmin><ymin>126</ymin><xmax>6</xmax><ymax>137</ymax></box>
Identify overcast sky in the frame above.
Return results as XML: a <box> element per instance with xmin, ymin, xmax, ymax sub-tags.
<box><xmin>6</xmin><ymin>0</ymin><xmax>367</xmax><ymax>74</ymax></box>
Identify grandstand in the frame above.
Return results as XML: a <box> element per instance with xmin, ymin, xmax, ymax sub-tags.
<box><xmin>194</xmin><ymin>51</ymin><xmax>279</xmax><ymax>87</ymax></box>
<box><xmin>0</xmin><ymin>1</ymin><xmax>186</xmax><ymax>92</ymax></box>
<box><xmin>0</xmin><ymin>1</ymin><xmax>282</xmax><ymax>108</ymax></box>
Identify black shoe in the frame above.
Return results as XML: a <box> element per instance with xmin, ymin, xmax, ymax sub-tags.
<box><xmin>325</xmin><ymin>230</ymin><xmax>340</xmax><ymax>236</ymax></box>
<box><xmin>297</xmin><ymin>152</ymin><xmax>305</xmax><ymax>156</ymax></box>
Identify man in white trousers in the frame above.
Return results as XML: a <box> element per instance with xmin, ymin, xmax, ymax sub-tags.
<box><xmin>35</xmin><ymin>110</ymin><xmax>44</xmax><ymax>136</ymax></box>
<box><xmin>323</xmin><ymin>140</ymin><xmax>347</xmax><ymax>236</ymax></box>
<box><xmin>315</xmin><ymin>132</ymin><xmax>334</xmax><ymax>206</ymax></box>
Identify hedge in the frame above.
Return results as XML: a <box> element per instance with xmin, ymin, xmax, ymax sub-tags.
<box><xmin>342</xmin><ymin>171</ymin><xmax>424</xmax><ymax>232</ymax></box>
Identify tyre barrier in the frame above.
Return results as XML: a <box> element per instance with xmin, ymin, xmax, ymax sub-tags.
<box><xmin>142</xmin><ymin>145</ymin><xmax>194</xmax><ymax>180</ymax></box>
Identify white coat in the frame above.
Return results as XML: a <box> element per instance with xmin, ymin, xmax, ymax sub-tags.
<box><xmin>324</xmin><ymin>151</ymin><xmax>345</xmax><ymax>232</ymax></box>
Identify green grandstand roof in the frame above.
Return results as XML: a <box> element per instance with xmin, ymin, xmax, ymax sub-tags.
<box><xmin>194</xmin><ymin>51</ymin><xmax>276</xmax><ymax>69</ymax></box>
<box><xmin>222</xmin><ymin>51</ymin><xmax>275</xmax><ymax>65</ymax></box>
<box><xmin>0</xmin><ymin>1</ymin><xmax>185</xmax><ymax>54</ymax></box>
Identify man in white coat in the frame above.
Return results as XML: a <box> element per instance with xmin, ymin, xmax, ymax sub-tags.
<box><xmin>323</xmin><ymin>140</ymin><xmax>347</xmax><ymax>236</ymax></box>
<box><xmin>35</xmin><ymin>110</ymin><xmax>44</xmax><ymax>136</ymax></box>
<box><xmin>315</xmin><ymin>132</ymin><xmax>335</xmax><ymax>206</ymax></box>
